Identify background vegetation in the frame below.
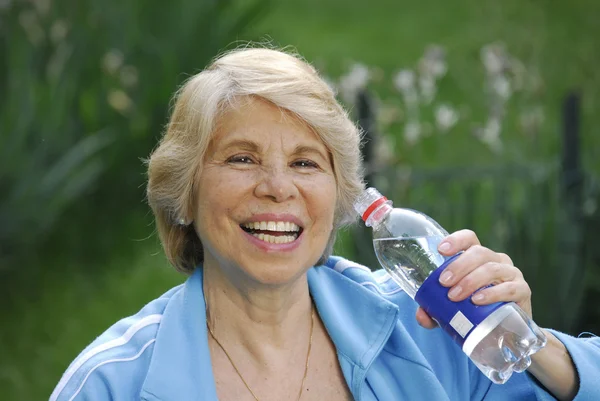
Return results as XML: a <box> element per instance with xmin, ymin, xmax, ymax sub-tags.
<box><xmin>1</xmin><ymin>0</ymin><xmax>599</xmax><ymax>399</ymax></box>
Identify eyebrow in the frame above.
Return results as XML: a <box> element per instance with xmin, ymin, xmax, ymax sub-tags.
<box><xmin>291</xmin><ymin>145</ymin><xmax>330</xmax><ymax>161</ymax></box>
<box><xmin>219</xmin><ymin>139</ymin><xmax>261</xmax><ymax>153</ymax></box>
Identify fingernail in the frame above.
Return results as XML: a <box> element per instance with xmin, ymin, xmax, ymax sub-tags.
<box><xmin>472</xmin><ymin>293</ymin><xmax>485</xmax><ymax>302</ymax></box>
<box><xmin>439</xmin><ymin>241</ymin><xmax>451</xmax><ymax>253</ymax></box>
<box><xmin>439</xmin><ymin>270</ymin><xmax>453</xmax><ymax>284</ymax></box>
<box><xmin>448</xmin><ymin>286</ymin><xmax>462</xmax><ymax>299</ymax></box>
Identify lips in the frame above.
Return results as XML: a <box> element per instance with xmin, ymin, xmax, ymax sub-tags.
<box><xmin>240</xmin><ymin>220</ymin><xmax>303</xmax><ymax>244</ymax></box>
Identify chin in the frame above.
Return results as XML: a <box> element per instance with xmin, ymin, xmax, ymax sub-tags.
<box><xmin>240</xmin><ymin>259</ymin><xmax>314</xmax><ymax>287</ymax></box>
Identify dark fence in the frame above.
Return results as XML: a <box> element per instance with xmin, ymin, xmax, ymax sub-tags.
<box><xmin>351</xmin><ymin>90</ymin><xmax>600</xmax><ymax>335</ymax></box>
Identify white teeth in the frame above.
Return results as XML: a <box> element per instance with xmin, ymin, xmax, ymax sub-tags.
<box><xmin>242</xmin><ymin>221</ymin><xmax>301</xmax><ymax>233</ymax></box>
<box><xmin>251</xmin><ymin>233</ymin><xmax>296</xmax><ymax>244</ymax></box>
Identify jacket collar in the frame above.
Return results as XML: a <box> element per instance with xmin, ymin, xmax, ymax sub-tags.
<box><xmin>141</xmin><ymin>267</ymin><xmax>217</xmax><ymax>401</ymax></box>
<box><xmin>307</xmin><ymin>265</ymin><xmax>399</xmax><ymax>371</ymax></box>
<box><xmin>141</xmin><ymin>261</ymin><xmax>399</xmax><ymax>400</ymax></box>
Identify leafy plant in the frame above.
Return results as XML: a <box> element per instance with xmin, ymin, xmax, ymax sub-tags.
<box><xmin>0</xmin><ymin>0</ymin><xmax>268</xmax><ymax>271</ymax></box>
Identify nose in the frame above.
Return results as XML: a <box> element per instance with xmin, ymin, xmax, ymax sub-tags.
<box><xmin>254</xmin><ymin>166</ymin><xmax>298</xmax><ymax>203</ymax></box>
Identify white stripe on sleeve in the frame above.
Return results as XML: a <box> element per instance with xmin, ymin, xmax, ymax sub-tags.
<box><xmin>50</xmin><ymin>314</ymin><xmax>162</xmax><ymax>401</ymax></box>
<box><xmin>67</xmin><ymin>339</ymin><xmax>156</xmax><ymax>401</ymax></box>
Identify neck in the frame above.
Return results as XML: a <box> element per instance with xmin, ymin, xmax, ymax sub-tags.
<box><xmin>202</xmin><ymin>259</ymin><xmax>313</xmax><ymax>353</ymax></box>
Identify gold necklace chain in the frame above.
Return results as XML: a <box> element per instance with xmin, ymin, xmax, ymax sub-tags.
<box><xmin>206</xmin><ymin>304</ymin><xmax>315</xmax><ymax>401</ymax></box>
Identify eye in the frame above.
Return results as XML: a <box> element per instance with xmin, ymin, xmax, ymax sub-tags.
<box><xmin>227</xmin><ymin>155</ymin><xmax>255</xmax><ymax>164</ymax></box>
<box><xmin>292</xmin><ymin>159</ymin><xmax>319</xmax><ymax>169</ymax></box>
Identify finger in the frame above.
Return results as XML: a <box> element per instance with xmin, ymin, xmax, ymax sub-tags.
<box><xmin>438</xmin><ymin>229</ymin><xmax>481</xmax><ymax>256</ymax></box>
<box><xmin>446</xmin><ymin>262</ymin><xmax>521</xmax><ymax>302</ymax></box>
<box><xmin>416</xmin><ymin>307</ymin><xmax>438</xmax><ymax>329</ymax></box>
<box><xmin>496</xmin><ymin>252</ymin><xmax>513</xmax><ymax>266</ymax></box>
<box><xmin>438</xmin><ymin>245</ymin><xmax>504</xmax><ymax>287</ymax></box>
<box><xmin>470</xmin><ymin>281</ymin><xmax>532</xmax><ymax>316</ymax></box>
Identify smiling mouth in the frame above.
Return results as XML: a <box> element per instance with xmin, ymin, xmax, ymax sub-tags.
<box><xmin>240</xmin><ymin>221</ymin><xmax>303</xmax><ymax>244</ymax></box>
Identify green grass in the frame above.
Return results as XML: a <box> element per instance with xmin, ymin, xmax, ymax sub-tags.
<box><xmin>4</xmin><ymin>1</ymin><xmax>600</xmax><ymax>399</ymax></box>
<box><xmin>0</xmin><ymin>243</ymin><xmax>183</xmax><ymax>401</ymax></box>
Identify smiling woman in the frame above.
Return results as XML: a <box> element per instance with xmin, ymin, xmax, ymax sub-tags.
<box><xmin>194</xmin><ymin>98</ymin><xmax>338</xmax><ymax>287</ymax></box>
<box><xmin>50</xmin><ymin>47</ymin><xmax>600</xmax><ymax>401</ymax></box>
<box><xmin>146</xmin><ymin>49</ymin><xmax>363</xmax><ymax>276</ymax></box>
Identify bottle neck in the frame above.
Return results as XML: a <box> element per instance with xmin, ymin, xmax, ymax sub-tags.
<box><xmin>366</xmin><ymin>202</ymin><xmax>393</xmax><ymax>228</ymax></box>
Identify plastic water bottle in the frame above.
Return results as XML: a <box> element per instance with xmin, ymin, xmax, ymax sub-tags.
<box><xmin>354</xmin><ymin>187</ymin><xmax>547</xmax><ymax>384</ymax></box>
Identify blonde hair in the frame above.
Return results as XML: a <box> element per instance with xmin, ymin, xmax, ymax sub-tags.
<box><xmin>146</xmin><ymin>47</ymin><xmax>364</xmax><ymax>274</ymax></box>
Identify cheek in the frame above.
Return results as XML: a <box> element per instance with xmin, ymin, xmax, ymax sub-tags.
<box><xmin>305</xmin><ymin>177</ymin><xmax>337</xmax><ymax>229</ymax></box>
<box><xmin>196</xmin><ymin>169</ymin><xmax>256</xmax><ymax>213</ymax></box>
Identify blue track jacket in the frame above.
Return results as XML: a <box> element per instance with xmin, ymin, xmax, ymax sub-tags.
<box><xmin>50</xmin><ymin>257</ymin><xmax>600</xmax><ymax>400</ymax></box>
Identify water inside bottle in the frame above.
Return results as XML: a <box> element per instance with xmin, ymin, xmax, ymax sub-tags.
<box><xmin>466</xmin><ymin>303</ymin><xmax>547</xmax><ymax>384</ymax></box>
<box><xmin>373</xmin><ymin>236</ymin><xmax>446</xmax><ymax>298</ymax></box>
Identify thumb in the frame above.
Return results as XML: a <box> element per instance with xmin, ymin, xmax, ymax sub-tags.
<box><xmin>416</xmin><ymin>307</ymin><xmax>439</xmax><ymax>329</ymax></box>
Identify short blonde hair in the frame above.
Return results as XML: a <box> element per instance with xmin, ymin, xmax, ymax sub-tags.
<box><xmin>147</xmin><ymin>47</ymin><xmax>364</xmax><ymax>274</ymax></box>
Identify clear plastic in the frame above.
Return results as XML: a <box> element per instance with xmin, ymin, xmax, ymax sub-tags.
<box><xmin>464</xmin><ymin>303</ymin><xmax>547</xmax><ymax>383</ymax></box>
<box><xmin>355</xmin><ymin>187</ymin><xmax>547</xmax><ymax>384</ymax></box>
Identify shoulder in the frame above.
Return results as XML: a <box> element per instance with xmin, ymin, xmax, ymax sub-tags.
<box><xmin>316</xmin><ymin>255</ymin><xmax>428</xmax><ymax>337</ymax></box>
<box><xmin>50</xmin><ymin>284</ymin><xmax>184</xmax><ymax>401</ymax></box>
<box><xmin>321</xmin><ymin>256</ymin><xmax>410</xmax><ymax>301</ymax></box>
<box><xmin>320</xmin><ymin>259</ymin><xmax>476</xmax><ymax>362</ymax></box>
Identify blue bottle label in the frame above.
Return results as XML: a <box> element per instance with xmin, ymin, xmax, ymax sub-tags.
<box><xmin>414</xmin><ymin>253</ymin><xmax>506</xmax><ymax>347</ymax></box>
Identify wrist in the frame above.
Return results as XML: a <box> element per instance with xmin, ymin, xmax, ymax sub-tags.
<box><xmin>528</xmin><ymin>330</ymin><xmax>578</xmax><ymax>401</ymax></box>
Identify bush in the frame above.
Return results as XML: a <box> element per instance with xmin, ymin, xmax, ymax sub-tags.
<box><xmin>0</xmin><ymin>0</ymin><xmax>268</xmax><ymax>272</ymax></box>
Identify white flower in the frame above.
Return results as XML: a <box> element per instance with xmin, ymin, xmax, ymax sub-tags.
<box><xmin>435</xmin><ymin>104</ymin><xmax>459</xmax><ymax>132</ymax></box>
<box><xmin>393</xmin><ymin>69</ymin><xmax>416</xmax><ymax>93</ymax></box>
<box><xmin>481</xmin><ymin>44</ymin><xmax>506</xmax><ymax>75</ymax></box>
<box><xmin>475</xmin><ymin>118</ymin><xmax>503</xmax><ymax>153</ymax></box>
<box><xmin>107</xmin><ymin>89</ymin><xmax>132</xmax><ymax>113</ymax></box>
<box><xmin>404</xmin><ymin>121</ymin><xmax>422</xmax><ymax>145</ymax></box>
<box><xmin>321</xmin><ymin>75</ymin><xmax>338</xmax><ymax>94</ymax></box>
<box><xmin>338</xmin><ymin>63</ymin><xmax>370</xmax><ymax>104</ymax></box>
<box><xmin>373</xmin><ymin>134</ymin><xmax>396</xmax><ymax>168</ymax></box>
<box><xmin>420</xmin><ymin>45</ymin><xmax>447</xmax><ymax>79</ymax></box>
<box><xmin>419</xmin><ymin>76</ymin><xmax>436</xmax><ymax>104</ymax></box>
<box><xmin>484</xmin><ymin>118</ymin><xmax>501</xmax><ymax>139</ymax></box>
<box><xmin>492</xmin><ymin>76</ymin><xmax>512</xmax><ymax>99</ymax></box>
<box><xmin>50</xmin><ymin>20</ymin><xmax>68</xmax><ymax>44</ymax></box>
<box><xmin>102</xmin><ymin>50</ymin><xmax>124</xmax><ymax>75</ymax></box>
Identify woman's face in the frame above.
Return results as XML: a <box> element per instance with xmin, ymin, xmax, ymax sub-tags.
<box><xmin>194</xmin><ymin>98</ymin><xmax>337</xmax><ymax>286</ymax></box>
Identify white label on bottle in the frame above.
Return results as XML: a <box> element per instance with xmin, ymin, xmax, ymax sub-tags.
<box><xmin>450</xmin><ymin>311</ymin><xmax>474</xmax><ymax>338</ymax></box>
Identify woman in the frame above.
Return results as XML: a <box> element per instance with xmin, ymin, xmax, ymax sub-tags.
<box><xmin>51</xmin><ymin>47</ymin><xmax>599</xmax><ymax>401</ymax></box>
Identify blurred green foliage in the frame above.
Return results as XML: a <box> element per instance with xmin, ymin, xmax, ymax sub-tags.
<box><xmin>1</xmin><ymin>0</ymin><xmax>600</xmax><ymax>400</ymax></box>
<box><xmin>0</xmin><ymin>0</ymin><xmax>266</xmax><ymax>399</ymax></box>
<box><xmin>0</xmin><ymin>0</ymin><xmax>266</xmax><ymax>269</ymax></box>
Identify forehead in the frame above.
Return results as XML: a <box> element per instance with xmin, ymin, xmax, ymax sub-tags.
<box><xmin>210</xmin><ymin>97</ymin><xmax>327</xmax><ymax>150</ymax></box>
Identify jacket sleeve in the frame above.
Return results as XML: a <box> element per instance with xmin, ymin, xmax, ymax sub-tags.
<box><xmin>482</xmin><ymin>330</ymin><xmax>600</xmax><ymax>400</ymax></box>
<box><xmin>49</xmin><ymin>343</ymin><xmax>154</xmax><ymax>401</ymax></box>
<box><xmin>50</xmin><ymin>367</ymin><xmax>114</xmax><ymax>401</ymax></box>
<box><xmin>49</xmin><ymin>323</ymin><xmax>157</xmax><ymax>401</ymax></box>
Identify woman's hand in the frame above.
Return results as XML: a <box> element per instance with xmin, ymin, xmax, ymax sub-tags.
<box><xmin>414</xmin><ymin>229</ymin><xmax>579</xmax><ymax>400</ymax></box>
<box><xmin>415</xmin><ymin>229</ymin><xmax>532</xmax><ymax>329</ymax></box>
